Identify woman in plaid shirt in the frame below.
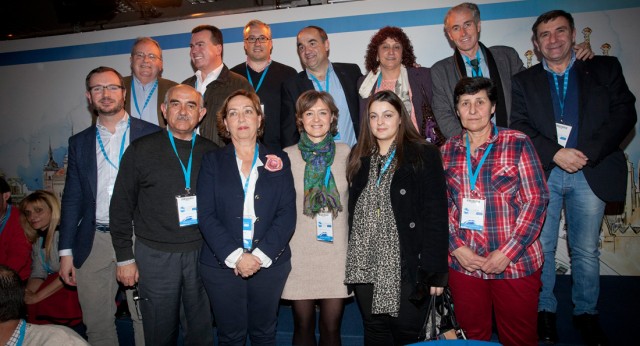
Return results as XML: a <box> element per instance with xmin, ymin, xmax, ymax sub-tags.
<box><xmin>440</xmin><ymin>77</ymin><xmax>549</xmax><ymax>346</ymax></box>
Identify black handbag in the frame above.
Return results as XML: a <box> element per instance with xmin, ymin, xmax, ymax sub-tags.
<box><xmin>420</xmin><ymin>287</ymin><xmax>467</xmax><ymax>341</ymax></box>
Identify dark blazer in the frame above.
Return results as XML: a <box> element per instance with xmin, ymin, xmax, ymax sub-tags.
<box><xmin>197</xmin><ymin>143</ymin><xmax>296</xmax><ymax>268</ymax></box>
<box><xmin>58</xmin><ymin>117</ymin><xmax>160</xmax><ymax>268</ymax></box>
<box><xmin>348</xmin><ymin>142</ymin><xmax>449</xmax><ymax>290</ymax></box>
<box><xmin>280</xmin><ymin>62</ymin><xmax>362</xmax><ymax>148</ymax></box>
<box><xmin>510</xmin><ymin>56</ymin><xmax>637</xmax><ymax>202</ymax></box>
<box><xmin>357</xmin><ymin>66</ymin><xmax>433</xmax><ymax>132</ymax></box>
<box><xmin>123</xmin><ymin>76</ymin><xmax>177</xmax><ymax>127</ymax></box>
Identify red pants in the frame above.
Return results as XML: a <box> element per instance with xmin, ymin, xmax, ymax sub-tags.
<box><xmin>448</xmin><ymin>268</ymin><xmax>541</xmax><ymax>346</ymax></box>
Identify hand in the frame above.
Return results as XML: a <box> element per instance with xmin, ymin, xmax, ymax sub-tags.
<box><xmin>451</xmin><ymin>246</ymin><xmax>487</xmax><ymax>273</ymax></box>
<box><xmin>553</xmin><ymin>148</ymin><xmax>588</xmax><ymax>173</ymax></box>
<box><xmin>480</xmin><ymin>250</ymin><xmax>511</xmax><ymax>275</ymax></box>
<box><xmin>430</xmin><ymin>286</ymin><xmax>444</xmax><ymax>296</ymax></box>
<box><xmin>24</xmin><ymin>289</ymin><xmax>40</xmax><ymax>305</ymax></box>
<box><xmin>116</xmin><ymin>263</ymin><xmax>139</xmax><ymax>287</ymax></box>
<box><xmin>574</xmin><ymin>42</ymin><xmax>595</xmax><ymax>60</ymax></box>
<box><xmin>234</xmin><ymin>254</ymin><xmax>262</xmax><ymax>278</ymax></box>
<box><xmin>59</xmin><ymin>256</ymin><xmax>77</xmax><ymax>286</ymax></box>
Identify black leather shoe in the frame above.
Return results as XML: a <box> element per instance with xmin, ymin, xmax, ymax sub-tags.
<box><xmin>573</xmin><ymin>313</ymin><xmax>608</xmax><ymax>346</ymax></box>
<box><xmin>538</xmin><ymin>311</ymin><xmax>558</xmax><ymax>344</ymax></box>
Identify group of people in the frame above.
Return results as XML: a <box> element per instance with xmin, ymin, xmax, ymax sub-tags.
<box><xmin>0</xmin><ymin>2</ymin><xmax>636</xmax><ymax>346</ymax></box>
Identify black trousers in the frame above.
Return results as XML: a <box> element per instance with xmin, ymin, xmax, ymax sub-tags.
<box><xmin>354</xmin><ymin>280</ymin><xmax>427</xmax><ymax>346</ymax></box>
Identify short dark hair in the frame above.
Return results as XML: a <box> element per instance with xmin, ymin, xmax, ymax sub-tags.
<box><xmin>192</xmin><ymin>25</ymin><xmax>224</xmax><ymax>58</ymax></box>
<box><xmin>0</xmin><ymin>265</ymin><xmax>25</xmax><ymax>322</ymax></box>
<box><xmin>85</xmin><ymin>66</ymin><xmax>125</xmax><ymax>91</ymax></box>
<box><xmin>453</xmin><ymin>77</ymin><xmax>497</xmax><ymax>106</ymax></box>
<box><xmin>532</xmin><ymin>10</ymin><xmax>575</xmax><ymax>37</ymax></box>
<box><xmin>295</xmin><ymin>90</ymin><xmax>339</xmax><ymax>136</ymax></box>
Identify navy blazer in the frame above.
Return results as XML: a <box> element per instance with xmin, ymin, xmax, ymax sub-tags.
<box><xmin>511</xmin><ymin>56</ymin><xmax>637</xmax><ymax>202</ymax></box>
<box><xmin>58</xmin><ymin>117</ymin><xmax>160</xmax><ymax>268</ymax></box>
<box><xmin>280</xmin><ymin>62</ymin><xmax>362</xmax><ymax>148</ymax></box>
<box><xmin>197</xmin><ymin>143</ymin><xmax>296</xmax><ymax>268</ymax></box>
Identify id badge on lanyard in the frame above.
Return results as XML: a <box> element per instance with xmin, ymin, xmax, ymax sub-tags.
<box><xmin>460</xmin><ymin>197</ymin><xmax>485</xmax><ymax>231</ymax></box>
<box><xmin>243</xmin><ymin>215</ymin><xmax>255</xmax><ymax>250</ymax></box>
<box><xmin>176</xmin><ymin>194</ymin><xmax>198</xmax><ymax>227</ymax></box>
<box><xmin>556</xmin><ymin>123</ymin><xmax>572</xmax><ymax>147</ymax></box>
<box><xmin>316</xmin><ymin>212</ymin><xmax>333</xmax><ymax>243</ymax></box>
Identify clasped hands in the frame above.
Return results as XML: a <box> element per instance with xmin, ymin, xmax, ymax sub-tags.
<box><xmin>234</xmin><ymin>253</ymin><xmax>262</xmax><ymax>278</ymax></box>
<box><xmin>452</xmin><ymin>246</ymin><xmax>511</xmax><ymax>275</ymax></box>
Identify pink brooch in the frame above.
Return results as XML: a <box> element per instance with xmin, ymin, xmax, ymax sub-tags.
<box><xmin>265</xmin><ymin>155</ymin><xmax>283</xmax><ymax>172</ymax></box>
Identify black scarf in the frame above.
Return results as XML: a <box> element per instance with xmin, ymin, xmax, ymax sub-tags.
<box><xmin>453</xmin><ymin>42</ymin><xmax>508</xmax><ymax>127</ymax></box>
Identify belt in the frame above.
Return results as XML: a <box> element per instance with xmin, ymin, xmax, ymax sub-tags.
<box><xmin>96</xmin><ymin>224</ymin><xmax>110</xmax><ymax>232</ymax></box>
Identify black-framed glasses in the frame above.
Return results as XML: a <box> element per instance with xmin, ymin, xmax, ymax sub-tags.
<box><xmin>88</xmin><ymin>85</ymin><xmax>124</xmax><ymax>94</ymax></box>
<box><xmin>132</xmin><ymin>52</ymin><xmax>162</xmax><ymax>61</ymax></box>
<box><xmin>245</xmin><ymin>36</ymin><xmax>270</xmax><ymax>44</ymax></box>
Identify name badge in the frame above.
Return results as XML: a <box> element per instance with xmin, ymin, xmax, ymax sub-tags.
<box><xmin>316</xmin><ymin>212</ymin><xmax>333</xmax><ymax>243</ymax></box>
<box><xmin>556</xmin><ymin>123</ymin><xmax>572</xmax><ymax>147</ymax></box>
<box><xmin>460</xmin><ymin>197</ymin><xmax>485</xmax><ymax>231</ymax></box>
<box><xmin>176</xmin><ymin>195</ymin><xmax>198</xmax><ymax>227</ymax></box>
<box><xmin>242</xmin><ymin>215</ymin><xmax>255</xmax><ymax>250</ymax></box>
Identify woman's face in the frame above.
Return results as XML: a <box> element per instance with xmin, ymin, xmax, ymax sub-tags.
<box><xmin>224</xmin><ymin>95</ymin><xmax>262</xmax><ymax>142</ymax></box>
<box><xmin>301</xmin><ymin>99</ymin><xmax>333</xmax><ymax>143</ymax></box>
<box><xmin>456</xmin><ymin>89</ymin><xmax>496</xmax><ymax>134</ymax></box>
<box><xmin>377</xmin><ymin>37</ymin><xmax>403</xmax><ymax>71</ymax></box>
<box><xmin>369</xmin><ymin>100</ymin><xmax>401</xmax><ymax>143</ymax></box>
<box><xmin>23</xmin><ymin>202</ymin><xmax>52</xmax><ymax>231</ymax></box>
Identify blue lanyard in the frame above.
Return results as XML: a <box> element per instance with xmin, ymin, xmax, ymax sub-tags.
<box><xmin>246</xmin><ymin>62</ymin><xmax>270</xmax><ymax>93</ymax></box>
<box><xmin>324</xmin><ymin>166</ymin><xmax>332</xmax><ymax>188</ymax></box>
<box><xmin>96</xmin><ymin>117</ymin><xmax>130</xmax><ymax>170</ymax></box>
<box><xmin>465</xmin><ymin>128</ymin><xmax>496</xmax><ymax>191</ymax></box>
<box><xmin>376</xmin><ymin>149</ymin><xmax>396</xmax><ymax>187</ymax></box>
<box><xmin>167</xmin><ymin>129</ymin><xmax>196</xmax><ymax>193</ymax></box>
<box><xmin>0</xmin><ymin>205</ymin><xmax>11</xmax><ymax>236</ymax></box>
<box><xmin>16</xmin><ymin>319</ymin><xmax>26</xmax><ymax>346</ymax></box>
<box><xmin>463</xmin><ymin>50</ymin><xmax>483</xmax><ymax>77</ymax></box>
<box><xmin>309</xmin><ymin>67</ymin><xmax>330</xmax><ymax>92</ymax></box>
<box><xmin>237</xmin><ymin>144</ymin><xmax>260</xmax><ymax>199</ymax></box>
<box><xmin>553</xmin><ymin>71</ymin><xmax>570</xmax><ymax>120</ymax></box>
<box><xmin>37</xmin><ymin>237</ymin><xmax>54</xmax><ymax>275</ymax></box>
<box><xmin>131</xmin><ymin>80</ymin><xmax>158</xmax><ymax>119</ymax></box>
<box><xmin>376</xmin><ymin>73</ymin><xmax>382</xmax><ymax>89</ymax></box>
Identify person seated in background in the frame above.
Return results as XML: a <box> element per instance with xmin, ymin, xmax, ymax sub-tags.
<box><xmin>0</xmin><ymin>176</ymin><xmax>32</xmax><ymax>282</ymax></box>
<box><xmin>20</xmin><ymin>191</ymin><xmax>82</xmax><ymax>329</ymax></box>
<box><xmin>0</xmin><ymin>264</ymin><xmax>88</xmax><ymax>345</ymax></box>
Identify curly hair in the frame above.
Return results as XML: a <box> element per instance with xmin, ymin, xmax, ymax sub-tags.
<box><xmin>364</xmin><ymin>26</ymin><xmax>417</xmax><ymax>73</ymax></box>
<box><xmin>216</xmin><ymin>89</ymin><xmax>265</xmax><ymax>140</ymax></box>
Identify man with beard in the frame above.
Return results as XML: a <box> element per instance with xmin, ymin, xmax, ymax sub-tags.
<box><xmin>58</xmin><ymin>66</ymin><xmax>160</xmax><ymax>346</ymax></box>
<box><xmin>124</xmin><ymin>37</ymin><xmax>177</xmax><ymax>127</ymax></box>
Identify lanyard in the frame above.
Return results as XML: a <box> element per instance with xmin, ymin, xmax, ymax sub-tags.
<box><xmin>37</xmin><ymin>237</ymin><xmax>54</xmax><ymax>275</ymax></box>
<box><xmin>0</xmin><ymin>205</ymin><xmax>11</xmax><ymax>236</ymax></box>
<box><xmin>167</xmin><ymin>129</ymin><xmax>196</xmax><ymax>193</ymax></box>
<box><xmin>246</xmin><ymin>62</ymin><xmax>270</xmax><ymax>93</ymax></box>
<box><xmin>16</xmin><ymin>319</ymin><xmax>26</xmax><ymax>346</ymax></box>
<box><xmin>131</xmin><ymin>80</ymin><xmax>158</xmax><ymax>119</ymax></box>
<box><xmin>324</xmin><ymin>166</ymin><xmax>332</xmax><ymax>188</ymax></box>
<box><xmin>309</xmin><ymin>67</ymin><xmax>330</xmax><ymax>92</ymax></box>
<box><xmin>376</xmin><ymin>149</ymin><xmax>396</xmax><ymax>187</ymax></box>
<box><xmin>553</xmin><ymin>71</ymin><xmax>570</xmax><ymax>120</ymax></box>
<box><xmin>465</xmin><ymin>128</ymin><xmax>496</xmax><ymax>192</ymax></box>
<box><xmin>376</xmin><ymin>73</ymin><xmax>382</xmax><ymax>90</ymax></box>
<box><xmin>237</xmin><ymin>144</ymin><xmax>260</xmax><ymax>199</ymax></box>
<box><xmin>463</xmin><ymin>50</ymin><xmax>483</xmax><ymax>77</ymax></box>
<box><xmin>96</xmin><ymin>117</ymin><xmax>130</xmax><ymax>170</ymax></box>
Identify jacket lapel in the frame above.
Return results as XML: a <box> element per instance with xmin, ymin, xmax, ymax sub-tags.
<box><xmin>86</xmin><ymin>127</ymin><xmax>98</xmax><ymax>199</ymax></box>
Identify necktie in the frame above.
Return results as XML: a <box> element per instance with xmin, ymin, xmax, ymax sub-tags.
<box><xmin>469</xmin><ymin>59</ymin><xmax>482</xmax><ymax>77</ymax></box>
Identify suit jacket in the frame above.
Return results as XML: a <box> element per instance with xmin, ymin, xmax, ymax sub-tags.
<box><xmin>123</xmin><ymin>76</ymin><xmax>177</xmax><ymax>127</ymax></box>
<box><xmin>348</xmin><ymin>142</ymin><xmax>449</xmax><ymax>289</ymax></box>
<box><xmin>58</xmin><ymin>116</ymin><xmax>160</xmax><ymax>268</ymax></box>
<box><xmin>197</xmin><ymin>143</ymin><xmax>296</xmax><ymax>268</ymax></box>
<box><xmin>431</xmin><ymin>45</ymin><xmax>524</xmax><ymax>138</ymax></box>
<box><xmin>510</xmin><ymin>56</ymin><xmax>637</xmax><ymax>202</ymax></box>
<box><xmin>357</xmin><ymin>66</ymin><xmax>433</xmax><ymax>132</ymax></box>
<box><xmin>280</xmin><ymin>62</ymin><xmax>362</xmax><ymax>148</ymax></box>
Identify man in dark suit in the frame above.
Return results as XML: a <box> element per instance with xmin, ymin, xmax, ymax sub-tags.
<box><xmin>510</xmin><ymin>10</ymin><xmax>637</xmax><ymax>345</ymax></box>
<box><xmin>58</xmin><ymin>66</ymin><xmax>160</xmax><ymax>346</ymax></box>
<box><xmin>281</xmin><ymin>25</ymin><xmax>362</xmax><ymax>148</ymax></box>
<box><xmin>124</xmin><ymin>37</ymin><xmax>177</xmax><ymax>127</ymax></box>
<box><xmin>231</xmin><ymin>20</ymin><xmax>298</xmax><ymax>150</ymax></box>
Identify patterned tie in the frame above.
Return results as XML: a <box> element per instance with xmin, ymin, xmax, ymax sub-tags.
<box><xmin>469</xmin><ymin>59</ymin><xmax>482</xmax><ymax>77</ymax></box>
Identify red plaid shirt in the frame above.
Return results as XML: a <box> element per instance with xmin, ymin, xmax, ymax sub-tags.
<box><xmin>441</xmin><ymin>126</ymin><xmax>548</xmax><ymax>279</ymax></box>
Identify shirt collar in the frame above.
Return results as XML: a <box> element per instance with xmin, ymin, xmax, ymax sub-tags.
<box><xmin>454</xmin><ymin>123</ymin><xmax>500</xmax><ymax>150</ymax></box>
<box><xmin>133</xmin><ymin>76</ymin><xmax>158</xmax><ymax>89</ymax></box>
<box><xmin>305</xmin><ymin>61</ymin><xmax>333</xmax><ymax>80</ymax></box>
<box><xmin>196</xmin><ymin>63</ymin><xmax>224</xmax><ymax>87</ymax></box>
<box><xmin>542</xmin><ymin>51</ymin><xmax>576</xmax><ymax>76</ymax></box>
<box><xmin>96</xmin><ymin>112</ymin><xmax>130</xmax><ymax>132</ymax></box>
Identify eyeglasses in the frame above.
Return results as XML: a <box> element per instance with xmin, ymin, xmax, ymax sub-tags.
<box><xmin>89</xmin><ymin>85</ymin><xmax>124</xmax><ymax>94</ymax></box>
<box><xmin>132</xmin><ymin>52</ymin><xmax>162</xmax><ymax>61</ymax></box>
<box><xmin>245</xmin><ymin>36</ymin><xmax>270</xmax><ymax>44</ymax></box>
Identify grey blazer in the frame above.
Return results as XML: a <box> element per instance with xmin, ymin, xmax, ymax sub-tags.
<box><xmin>431</xmin><ymin>44</ymin><xmax>524</xmax><ymax>138</ymax></box>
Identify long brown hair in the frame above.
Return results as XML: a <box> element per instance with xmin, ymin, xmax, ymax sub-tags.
<box><xmin>347</xmin><ymin>90</ymin><xmax>425</xmax><ymax>182</ymax></box>
<box><xmin>19</xmin><ymin>190</ymin><xmax>60</xmax><ymax>259</ymax></box>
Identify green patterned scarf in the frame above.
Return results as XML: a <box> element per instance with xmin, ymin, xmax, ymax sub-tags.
<box><xmin>298</xmin><ymin>132</ymin><xmax>343</xmax><ymax>218</ymax></box>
